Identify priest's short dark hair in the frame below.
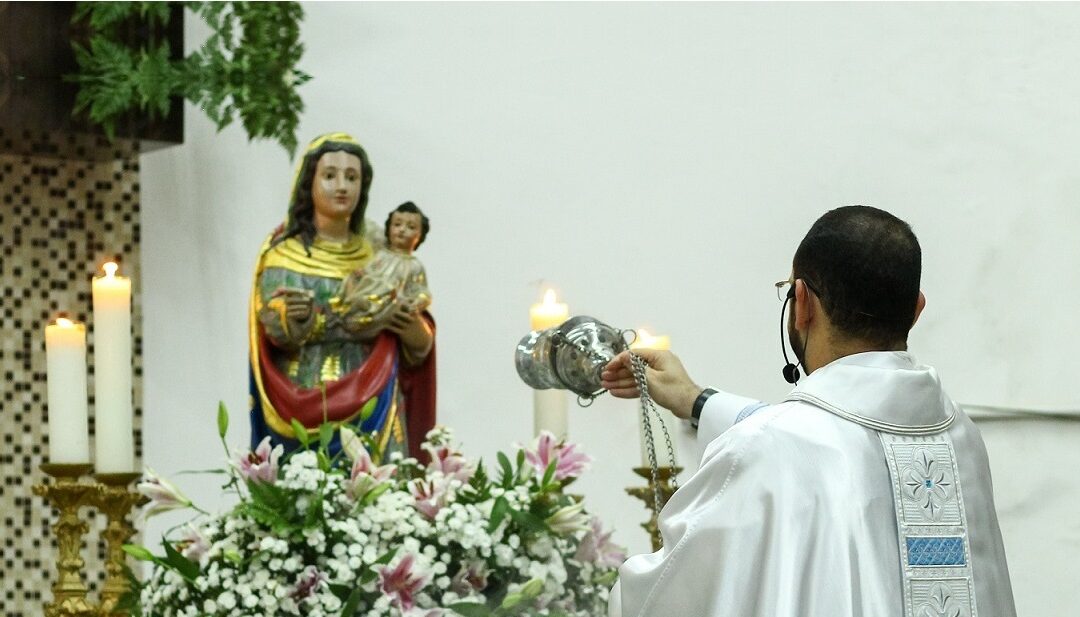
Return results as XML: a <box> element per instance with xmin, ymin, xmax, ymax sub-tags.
<box><xmin>793</xmin><ymin>205</ymin><xmax>921</xmax><ymax>347</ymax></box>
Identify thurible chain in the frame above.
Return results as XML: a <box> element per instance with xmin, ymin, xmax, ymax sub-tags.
<box><xmin>629</xmin><ymin>352</ymin><xmax>679</xmax><ymax>514</ymax></box>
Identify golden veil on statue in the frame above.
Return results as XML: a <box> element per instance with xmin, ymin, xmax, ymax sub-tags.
<box><xmin>248</xmin><ymin>133</ymin><xmax>436</xmax><ymax>460</ymax></box>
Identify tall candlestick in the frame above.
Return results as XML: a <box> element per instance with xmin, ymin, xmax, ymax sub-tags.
<box><xmin>632</xmin><ymin>329</ymin><xmax>678</xmax><ymax>467</ymax></box>
<box><xmin>44</xmin><ymin>317</ymin><xmax>91</xmax><ymax>463</ymax></box>
<box><xmin>530</xmin><ymin>289</ymin><xmax>570</xmax><ymax>438</ymax></box>
<box><xmin>92</xmin><ymin>262</ymin><xmax>134</xmax><ymax>473</ymax></box>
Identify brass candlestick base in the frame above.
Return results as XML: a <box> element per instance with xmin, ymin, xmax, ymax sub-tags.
<box><xmin>626</xmin><ymin>466</ymin><xmax>682</xmax><ymax>552</ymax></box>
<box><xmin>94</xmin><ymin>472</ymin><xmax>148</xmax><ymax>616</ymax></box>
<box><xmin>33</xmin><ymin>465</ymin><xmax>148</xmax><ymax>617</ymax></box>
<box><xmin>33</xmin><ymin>464</ymin><xmax>99</xmax><ymax>617</ymax></box>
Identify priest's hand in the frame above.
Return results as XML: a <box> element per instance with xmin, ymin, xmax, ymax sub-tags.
<box><xmin>387</xmin><ymin>305</ymin><xmax>434</xmax><ymax>364</ymax></box>
<box><xmin>601</xmin><ymin>349</ymin><xmax>701</xmax><ymax>420</ymax></box>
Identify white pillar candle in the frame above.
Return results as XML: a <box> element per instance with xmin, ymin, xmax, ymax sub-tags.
<box><xmin>632</xmin><ymin>329</ymin><xmax>678</xmax><ymax>468</ymax></box>
<box><xmin>44</xmin><ymin>317</ymin><xmax>91</xmax><ymax>463</ymax></box>
<box><xmin>530</xmin><ymin>289</ymin><xmax>570</xmax><ymax>438</ymax></box>
<box><xmin>92</xmin><ymin>262</ymin><xmax>134</xmax><ymax>473</ymax></box>
<box><xmin>529</xmin><ymin>288</ymin><xmax>569</xmax><ymax>331</ymax></box>
<box><xmin>533</xmin><ymin>389</ymin><xmax>568</xmax><ymax>440</ymax></box>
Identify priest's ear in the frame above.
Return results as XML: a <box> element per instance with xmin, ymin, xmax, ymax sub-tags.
<box><xmin>911</xmin><ymin>291</ymin><xmax>927</xmax><ymax>327</ymax></box>
<box><xmin>793</xmin><ymin>278</ymin><xmax>816</xmax><ymax>330</ymax></box>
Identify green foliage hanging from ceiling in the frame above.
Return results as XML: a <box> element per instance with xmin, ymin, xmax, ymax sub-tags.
<box><xmin>68</xmin><ymin>1</ymin><xmax>311</xmax><ymax>156</ymax></box>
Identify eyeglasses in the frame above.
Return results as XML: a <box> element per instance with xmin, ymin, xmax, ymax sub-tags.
<box><xmin>774</xmin><ymin>278</ymin><xmax>821</xmax><ymax>302</ymax></box>
<box><xmin>774</xmin><ymin>280</ymin><xmax>794</xmax><ymax>302</ymax></box>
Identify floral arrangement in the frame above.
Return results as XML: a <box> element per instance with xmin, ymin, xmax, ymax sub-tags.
<box><xmin>125</xmin><ymin>408</ymin><xmax>624</xmax><ymax>617</ymax></box>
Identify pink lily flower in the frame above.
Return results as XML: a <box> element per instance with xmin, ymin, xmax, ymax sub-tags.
<box><xmin>574</xmin><ymin>516</ymin><xmax>627</xmax><ymax>569</ymax></box>
<box><xmin>409</xmin><ymin>478</ymin><xmax>449</xmax><ymax>520</ymax></box>
<box><xmin>290</xmin><ymin>566</ymin><xmax>328</xmax><ymax>602</ymax></box>
<box><xmin>523</xmin><ymin>431</ymin><xmax>592</xmax><ymax>481</ymax></box>
<box><xmin>136</xmin><ymin>467</ymin><xmax>193</xmax><ymax>518</ymax></box>
<box><xmin>235</xmin><ymin>436</ymin><xmax>283</xmax><ymax>484</ymax></box>
<box><xmin>451</xmin><ymin>559</ymin><xmax>490</xmax><ymax>595</ymax></box>
<box><xmin>377</xmin><ymin>553</ymin><xmax>429</xmax><ymax>612</ymax></box>
<box><xmin>423</xmin><ymin>443</ymin><xmax>474</xmax><ymax>483</ymax></box>
<box><xmin>177</xmin><ymin>523</ymin><xmax>211</xmax><ymax>562</ymax></box>
<box><xmin>348</xmin><ymin>445</ymin><xmax>397</xmax><ymax>500</ymax></box>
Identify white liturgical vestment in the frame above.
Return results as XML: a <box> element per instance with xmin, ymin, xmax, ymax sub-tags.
<box><xmin>610</xmin><ymin>351</ymin><xmax>1016</xmax><ymax>617</ymax></box>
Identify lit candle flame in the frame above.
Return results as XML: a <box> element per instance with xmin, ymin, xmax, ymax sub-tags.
<box><xmin>543</xmin><ymin>288</ymin><xmax>557</xmax><ymax>306</ymax></box>
<box><xmin>631</xmin><ymin>328</ymin><xmax>670</xmax><ymax>350</ymax></box>
<box><xmin>103</xmin><ymin>262</ymin><xmax>119</xmax><ymax>278</ymax></box>
<box><xmin>634</xmin><ymin>329</ymin><xmax>654</xmax><ymax>347</ymax></box>
<box><xmin>56</xmin><ymin>317</ymin><xmax>75</xmax><ymax>328</ymax></box>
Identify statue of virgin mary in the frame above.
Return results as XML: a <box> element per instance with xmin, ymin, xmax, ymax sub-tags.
<box><xmin>248</xmin><ymin>133</ymin><xmax>436</xmax><ymax>461</ymax></box>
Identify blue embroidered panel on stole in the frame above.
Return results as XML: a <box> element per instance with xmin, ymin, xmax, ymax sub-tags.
<box><xmin>906</xmin><ymin>537</ymin><xmax>966</xmax><ymax>566</ymax></box>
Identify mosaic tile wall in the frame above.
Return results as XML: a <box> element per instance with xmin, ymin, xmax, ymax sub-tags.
<box><xmin>0</xmin><ymin>129</ymin><xmax>143</xmax><ymax>615</ymax></box>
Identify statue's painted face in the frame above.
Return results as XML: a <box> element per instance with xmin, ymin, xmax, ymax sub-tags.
<box><xmin>311</xmin><ymin>151</ymin><xmax>363</xmax><ymax>222</ymax></box>
<box><xmin>388</xmin><ymin>211</ymin><xmax>423</xmax><ymax>253</ymax></box>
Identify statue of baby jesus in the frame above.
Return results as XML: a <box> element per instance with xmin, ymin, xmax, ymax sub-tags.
<box><xmin>340</xmin><ymin>202</ymin><xmax>432</xmax><ymax>333</ymax></box>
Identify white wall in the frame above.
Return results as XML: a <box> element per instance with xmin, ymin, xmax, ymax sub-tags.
<box><xmin>140</xmin><ymin>3</ymin><xmax>1080</xmax><ymax>614</ymax></box>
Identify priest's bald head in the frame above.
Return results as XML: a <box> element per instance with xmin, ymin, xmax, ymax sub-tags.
<box><xmin>788</xmin><ymin>206</ymin><xmax>927</xmax><ymax>373</ymax></box>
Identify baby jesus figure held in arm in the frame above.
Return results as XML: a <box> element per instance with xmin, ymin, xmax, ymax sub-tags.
<box><xmin>340</xmin><ymin>202</ymin><xmax>432</xmax><ymax>340</ymax></box>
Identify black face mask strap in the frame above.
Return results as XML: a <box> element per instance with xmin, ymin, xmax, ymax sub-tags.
<box><xmin>780</xmin><ymin>287</ymin><xmax>801</xmax><ymax>385</ymax></box>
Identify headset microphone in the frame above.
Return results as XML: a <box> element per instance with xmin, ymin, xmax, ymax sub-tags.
<box><xmin>780</xmin><ymin>287</ymin><xmax>801</xmax><ymax>384</ymax></box>
<box><xmin>782</xmin><ymin>359</ymin><xmax>800</xmax><ymax>385</ymax></box>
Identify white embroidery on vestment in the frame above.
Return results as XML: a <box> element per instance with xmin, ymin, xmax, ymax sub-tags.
<box><xmin>881</xmin><ymin>432</ymin><xmax>977</xmax><ymax>617</ymax></box>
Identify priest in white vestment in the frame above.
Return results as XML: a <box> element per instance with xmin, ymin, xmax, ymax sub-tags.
<box><xmin>602</xmin><ymin>206</ymin><xmax>1016</xmax><ymax>617</ymax></box>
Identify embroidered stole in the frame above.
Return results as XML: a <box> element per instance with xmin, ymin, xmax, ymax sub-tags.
<box><xmin>880</xmin><ymin>432</ymin><xmax>977</xmax><ymax>617</ymax></box>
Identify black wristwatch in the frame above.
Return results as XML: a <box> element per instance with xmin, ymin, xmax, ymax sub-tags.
<box><xmin>690</xmin><ymin>387</ymin><xmax>718</xmax><ymax>429</ymax></box>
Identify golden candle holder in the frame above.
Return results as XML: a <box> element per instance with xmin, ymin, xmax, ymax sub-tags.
<box><xmin>94</xmin><ymin>472</ymin><xmax>148</xmax><ymax>615</ymax></box>
<box><xmin>32</xmin><ymin>464</ymin><xmax>147</xmax><ymax>617</ymax></box>
<box><xmin>625</xmin><ymin>466</ymin><xmax>682</xmax><ymax>552</ymax></box>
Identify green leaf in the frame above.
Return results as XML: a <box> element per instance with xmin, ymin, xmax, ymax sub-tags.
<box><xmin>241</xmin><ymin>480</ymin><xmax>299</xmax><ymax>533</ymax></box>
<box><xmin>223</xmin><ymin>549</ymin><xmax>242</xmax><ymax>564</ymax></box>
<box><xmin>500</xmin><ymin>592</ymin><xmax>524</xmax><ymax>610</ymax></box>
<box><xmin>358</xmin><ymin>549</ymin><xmax>395</xmax><ymax>584</ymax></box>
<box><xmin>217</xmin><ymin>401</ymin><xmax>229</xmax><ymax>438</ymax></box>
<box><xmin>291</xmin><ymin>419</ymin><xmax>311</xmax><ymax>447</ymax></box>
<box><xmin>360</xmin><ymin>483</ymin><xmax>390</xmax><ymax>507</ymax></box>
<box><xmin>496</xmin><ymin>453</ymin><xmax>513</xmax><ymax>487</ymax></box>
<box><xmin>339</xmin><ymin>586</ymin><xmax>363</xmax><ymax>617</ymax></box>
<box><xmin>317</xmin><ymin>450</ymin><xmax>332</xmax><ymax>473</ymax></box>
<box><xmin>115</xmin><ymin>564</ymin><xmax>145</xmax><ymax>616</ymax></box>
<box><xmin>519</xmin><ymin>577</ymin><xmax>543</xmax><ymax>599</ymax></box>
<box><xmin>447</xmin><ymin>602</ymin><xmax>493</xmax><ymax>617</ymax></box>
<box><xmin>359</xmin><ymin>396</ymin><xmax>378</xmax><ymax>421</ymax></box>
<box><xmin>458</xmin><ymin>460</ymin><xmax>492</xmax><ymax>505</ymax></box>
<box><xmin>541</xmin><ymin>458</ymin><xmax>557</xmax><ymax>488</ymax></box>
<box><xmin>488</xmin><ymin>496</ymin><xmax>509</xmax><ymax>533</ymax></box>
<box><xmin>594</xmin><ymin>569</ymin><xmax>619</xmax><ymax>586</ymax></box>
<box><xmin>508</xmin><ymin>507</ymin><xmax>549</xmax><ymax>534</ymax></box>
<box><xmin>122</xmin><ymin>544</ymin><xmax>156</xmax><ymax>562</ymax></box>
<box><xmin>140</xmin><ymin>1</ymin><xmax>172</xmax><ymax>23</ymax></box>
<box><xmin>77</xmin><ymin>1</ymin><xmax>140</xmax><ymax>29</ymax></box>
<box><xmin>318</xmin><ymin>422</ymin><xmax>334</xmax><ymax>454</ymax></box>
<box><xmin>162</xmin><ymin>537</ymin><xmax>200</xmax><ymax>580</ymax></box>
